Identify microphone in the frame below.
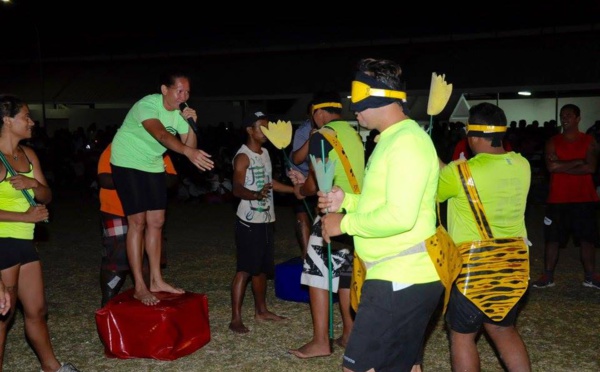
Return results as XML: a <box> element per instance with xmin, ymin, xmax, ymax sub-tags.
<box><xmin>179</xmin><ymin>102</ymin><xmax>199</xmax><ymax>134</ymax></box>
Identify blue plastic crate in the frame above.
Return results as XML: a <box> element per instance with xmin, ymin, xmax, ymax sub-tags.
<box><xmin>274</xmin><ymin>256</ymin><xmax>338</xmax><ymax>303</ymax></box>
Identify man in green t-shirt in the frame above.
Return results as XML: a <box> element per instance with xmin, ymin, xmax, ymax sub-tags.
<box><xmin>319</xmin><ymin>58</ymin><xmax>442</xmax><ymax>372</ymax></box>
<box><xmin>438</xmin><ymin>102</ymin><xmax>531</xmax><ymax>372</ymax></box>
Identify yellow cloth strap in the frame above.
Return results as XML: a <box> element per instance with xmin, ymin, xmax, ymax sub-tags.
<box><xmin>457</xmin><ymin>162</ymin><xmax>493</xmax><ymax>239</ymax></box>
<box><xmin>318</xmin><ymin>126</ymin><xmax>363</xmax><ymax>312</ymax></box>
<box><xmin>319</xmin><ymin>127</ymin><xmax>361</xmax><ymax>194</ymax></box>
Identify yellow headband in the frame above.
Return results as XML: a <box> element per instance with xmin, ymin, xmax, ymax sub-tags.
<box><xmin>350</xmin><ymin>80</ymin><xmax>407</xmax><ymax>103</ymax></box>
<box><xmin>312</xmin><ymin>102</ymin><xmax>342</xmax><ymax>114</ymax></box>
<box><xmin>466</xmin><ymin>124</ymin><xmax>507</xmax><ymax>133</ymax></box>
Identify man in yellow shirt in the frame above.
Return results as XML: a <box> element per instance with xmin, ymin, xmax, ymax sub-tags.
<box><xmin>320</xmin><ymin>58</ymin><xmax>442</xmax><ymax>372</ymax></box>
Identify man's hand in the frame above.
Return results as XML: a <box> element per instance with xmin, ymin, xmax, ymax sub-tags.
<box><xmin>321</xmin><ymin>213</ymin><xmax>344</xmax><ymax>243</ymax></box>
<box><xmin>256</xmin><ymin>183</ymin><xmax>273</xmax><ymax>200</ymax></box>
<box><xmin>318</xmin><ymin>186</ymin><xmax>345</xmax><ymax>214</ymax></box>
<box><xmin>185</xmin><ymin>148</ymin><xmax>214</xmax><ymax>171</ymax></box>
<box><xmin>287</xmin><ymin>169</ymin><xmax>306</xmax><ymax>185</ymax></box>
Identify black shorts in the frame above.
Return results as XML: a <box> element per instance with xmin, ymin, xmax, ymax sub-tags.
<box><xmin>445</xmin><ymin>285</ymin><xmax>519</xmax><ymax>334</ymax></box>
<box><xmin>0</xmin><ymin>238</ymin><xmax>40</xmax><ymax>270</ymax></box>
<box><xmin>338</xmin><ymin>267</ymin><xmax>351</xmax><ymax>289</ymax></box>
<box><xmin>544</xmin><ymin>202</ymin><xmax>599</xmax><ymax>246</ymax></box>
<box><xmin>110</xmin><ymin>164</ymin><xmax>167</xmax><ymax>216</ymax></box>
<box><xmin>343</xmin><ymin>280</ymin><xmax>443</xmax><ymax>372</ymax></box>
<box><xmin>234</xmin><ymin>218</ymin><xmax>275</xmax><ymax>276</ymax></box>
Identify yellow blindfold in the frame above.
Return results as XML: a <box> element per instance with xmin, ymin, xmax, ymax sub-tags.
<box><xmin>350</xmin><ymin>80</ymin><xmax>407</xmax><ymax>103</ymax></box>
<box><xmin>466</xmin><ymin>124</ymin><xmax>507</xmax><ymax>134</ymax></box>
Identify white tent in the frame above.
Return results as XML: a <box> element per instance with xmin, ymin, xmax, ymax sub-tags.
<box><xmin>449</xmin><ymin>94</ymin><xmax>471</xmax><ymax>123</ymax></box>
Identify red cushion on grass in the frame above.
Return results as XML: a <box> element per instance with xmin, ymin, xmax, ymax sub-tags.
<box><xmin>95</xmin><ymin>289</ymin><xmax>211</xmax><ymax>361</ymax></box>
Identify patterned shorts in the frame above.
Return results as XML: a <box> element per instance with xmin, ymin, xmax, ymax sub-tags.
<box><xmin>100</xmin><ymin>213</ymin><xmax>166</xmax><ymax>271</ymax></box>
<box><xmin>300</xmin><ymin>216</ymin><xmax>353</xmax><ymax>292</ymax></box>
<box><xmin>100</xmin><ymin>213</ymin><xmax>129</xmax><ymax>271</ymax></box>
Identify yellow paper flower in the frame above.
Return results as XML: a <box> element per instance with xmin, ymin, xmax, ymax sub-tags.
<box><xmin>261</xmin><ymin>120</ymin><xmax>293</xmax><ymax>149</ymax></box>
<box><xmin>427</xmin><ymin>72</ymin><xmax>453</xmax><ymax>116</ymax></box>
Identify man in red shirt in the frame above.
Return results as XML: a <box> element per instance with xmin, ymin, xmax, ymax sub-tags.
<box><xmin>532</xmin><ymin>104</ymin><xmax>600</xmax><ymax>289</ymax></box>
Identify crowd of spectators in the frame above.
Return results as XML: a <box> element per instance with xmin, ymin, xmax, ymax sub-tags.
<box><xmin>24</xmin><ymin>118</ymin><xmax>575</xmax><ymax>205</ymax></box>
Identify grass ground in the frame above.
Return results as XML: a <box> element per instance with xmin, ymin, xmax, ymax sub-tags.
<box><xmin>3</xmin><ymin>196</ymin><xmax>599</xmax><ymax>371</ymax></box>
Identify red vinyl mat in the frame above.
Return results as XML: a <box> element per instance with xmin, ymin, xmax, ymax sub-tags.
<box><xmin>95</xmin><ymin>289</ymin><xmax>211</xmax><ymax>360</ymax></box>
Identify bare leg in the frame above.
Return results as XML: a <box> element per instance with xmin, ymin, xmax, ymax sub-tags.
<box><xmin>252</xmin><ymin>273</ymin><xmax>285</xmax><ymax>321</ymax></box>
<box><xmin>146</xmin><ymin>210</ymin><xmax>183</xmax><ymax>295</ymax></box>
<box><xmin>335</xmin><ymin>287</ymin><xmax>353</xmax><ymax>348</ymax></box>
<box><xmin>288</xmin><ymin>286</ymin><xmax>332</xmax><ymax>358</ymax></box>
<box><xmin>0</xmin><ymin>265</ymin><xmax>20</xmax><ymax>371</ymax></box>
<box><xmin>484</xmin><ymin>323</ymin><xmax>531</xmax><ymax>372</ymax></box>
<box><xmin>295</xmin><ymin>212</ymin><xmax>311</xmax><ymax>260</ymax></box>
<box><xmin>126</xmin><ymin>211</ymin><xmax>158</xmax><ymax>305</ymax></box>
<box><xmin>229</xmin><ymin>271</ymin><xmax>250</xmax><ymax>333</ymax></box>
<box><xmin>18</xmin><ymin>262</ymin><xmax>61</xmax><ymax>372</ymax></box>
<box><xmin>449</xmin><ymin>329</ymin><xmax>480</xmax><ymax>372</ymax></box>
<box><xmin>142</xmin><ymin>262</ymin><xmax>150</xmax><ymax>288</ymax></box>
<box><xmin>543</xmin><ymin>241</ymin><xmax>560</xmax><ymax>272</ymax></box>
<box><xmin>580</xmin><ymin>241</ymin><xmax>596</xmax><ymax>274</ymax></box>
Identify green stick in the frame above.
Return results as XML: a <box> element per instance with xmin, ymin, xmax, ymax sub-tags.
<box><xmin>0</xmin><ymin>152</ymin><xmax>48</xmax><ymax>223</ymax></box>
<box><xmin>282</xmin><ymin>150</ymin><xmax>314</xmax><ymax>221</ymax></box>
<box><xmin>321</xmin><ymin>139</ymin><xmax>334</xmax><ymax>341</ymax></box>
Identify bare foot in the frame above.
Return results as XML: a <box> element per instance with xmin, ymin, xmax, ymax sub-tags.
<box><xmin>334</xmin><ymin>336</ymin><xmax>348</xmax><ymax>348</ymax></box>
<box><xmin>255</xmin><ymin>311</ymin><xmax>286</xmax><ymax>322</ymax></box>
<box><xmin>150</xmin><ymin>280</ymin><xmax>185</xmax><ymax>294</ymax></box>
<box><xmin>229</xmin><ymin>320</ymin><xmax>249</xmax><ymax>334</ymax></box>
<box><xmin>134</xmin><ymin>289</ymin><xmax>159</xmax><ymax>306</ymax></box>
<box><xmin>288</xmin><ymin>341</ymin><xmax>332</xmax><ymax>359</ymax></box>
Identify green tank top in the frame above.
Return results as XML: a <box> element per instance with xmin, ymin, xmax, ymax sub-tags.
<box><xmin>0</xmin><ymin>164</ymin><xmax>36</xmax><ymax>239</ymax></box>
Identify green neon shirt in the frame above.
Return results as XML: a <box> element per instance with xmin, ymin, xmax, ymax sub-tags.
<box><xmin>340</xmin><ymin>119</ymin><xmax>440</xmax><ymax>283</ymax></box>
<box><xmin>437</xmin><ymin>152</ymin><xmax>531</xmax><ymax>244</ymax></box>
<box><xmin>111</xmin><ymin>94</ymin><xmax>189</xmax><ymax>172</ymax></box>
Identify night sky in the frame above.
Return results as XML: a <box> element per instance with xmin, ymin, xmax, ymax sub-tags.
<box><xmin>2</xmin><ymin>1</ymin><xmax>599</xmax><ymax>63</ymax></box>
<box><xmin>1</xmin><ymin>0</ymin><xmax>599</xmax><ymax>108</ymax></box>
